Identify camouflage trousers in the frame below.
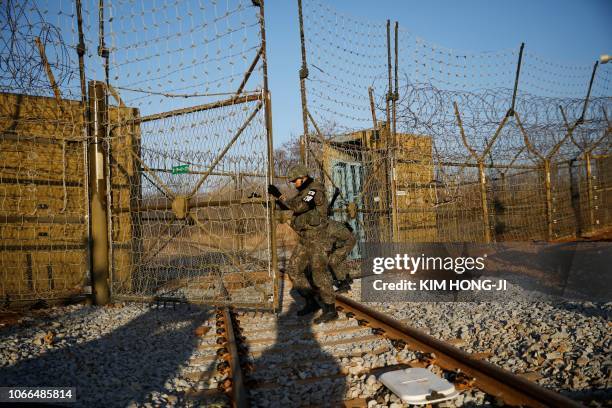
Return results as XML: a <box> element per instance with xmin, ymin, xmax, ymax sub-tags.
<box><xmin>288</xmin><ymin>239</ymin><xmax>335</xmax><ymax>304</ymax></box>
<box><xmin>329</xmin><ymin>243</ymin><xmax>355</xmax><ymax>280</ymax></box>
<box><xmin>326</xmin><ymin>220</ymin><xmax>357</xmax><ymax>281</ymax></box>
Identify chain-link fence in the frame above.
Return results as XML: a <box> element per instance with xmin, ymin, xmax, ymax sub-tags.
<box><xmin>297</xmin><ymin>0</ymin><xmax>611</xmax><ymax>253</ymax></box>
<box><xmin>1</xmin><ymin>0</ymin><xmax>277</xmax><ymax>308</ymax></box>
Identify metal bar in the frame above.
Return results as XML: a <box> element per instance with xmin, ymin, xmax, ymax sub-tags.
<box><xmin>136</xmin><ymin>93</ymin><xmax>261</xmax><ymax>124</ymax></box>
<box><xmin>222</xmin><ymin>308</ymin><xmax>249</xmax><ymax>408</ymax></box>
<box><xmin>585</xmin><ymin>152</ymin><xmax>595</xmax><ymax>233</ymax></box>
<box><xmin>146</xmin><ymin>167</ymin><xmax>258</xmax><ymax>178</ymax></box>
<box><xmin>297</xmin><ymin>0</ymin><xmax>310</xmax><ymax>165</ymax></box>
<box><xmin>189</xmin><ymin>102</ymin><xmax>263</xmax><ymax>197</ymax></box>
<box><xmin>107</xmin><ymin>84</ymin><xmax>125</xmax><ymax>107</ymax></box>
<box><xmin>188</xmin><ymin>214</ymin><xmax>268</xmax><ymax>300</ymax></box>
<box><xmin>2</xmin><ymin>215</ymin><xmax>85</xmax><ymax>224</ymax></box>
<box><xmin>0</xmin><ymin>244</ymin><xmax>87</xmax><ymax>251</ymax></box>
<box><xmin>0</xmin><ymin>177</ymin><xmax>84</xmax><ymax>187</ymax></box>
<box><xmin>128</xmin><ymin>149</ymin><xmax>175</xmax><ymax>200</ymax></box>
<box><xmin>393</xmin><ymin>21</ymin><xmax>399</xmax><ymax>140</ymax></box>
<box><xmin>544</xmin><ymin>159</ymin><xmax>554</xmax><ymax>241</ymax></box>
<box><xmin>88</xmin><ymin>81</ymin><xmax>110</xmax><ymax>305</ymax></box>
<box><xmin>368</xmin><ymin>87</ymin><xmax>378</xmax><ymax>129</ymax></box>
<box><xmin>113</xmin><ymin>198</ymin><xmax>269</xmax><ymax>214</ymax></box>
<box><xmin>579</xmin><ymin>61</ymin><xmax>599</xmax><ymax>122</ymax></box>
<box><xmin>34</xmin><ymin>37</ymin><xmax>63</xmax><ymax>106</ymax></box>
<box><xmin>336</xmin><ymin>296</ymin><xmax>582</xmax><ymax>408</ymax></box>
<box><xmin>386</xmin><ymin>20</ymin><xmax>392</xmax><ymax>126</ymax></box>
<box><xmin>306</xmin><ymin>110</ymin><xmax>346</xmax><ymax>199</ymax></box>
<box><xmin>138</xmin><ymin>218</ymin><xmax>187</xmax><ymax>268</ymax></box>
<box><xmin>515</xmin><ymin>111</ymin><xmax>545</xmax><ymax>161</ymax></box>
<box><xmin>558</xmin><ymin>105</ymin><xmax>582</xmax><ymax>150</ymax></box>
<box><xmin>390</xmin><ymin>20</ymin><xmax>399</xmax><ymax>241</ymax></box>
<box><xmin>386</xmin><ymin>20</ymin><xmax>395</xmax><ymax>242</ymax></box>
<box><xmin>236</xmin><ymin>46</ymin><xmax>263</xmax><ymax>95</ymax></box>
<box><xmin>453</xmin><ymin>102</ymin><xmax>479</xmax><ymax>160</ymax></box>
<box><xmin>481</xmin><ymin>115</ymin><xmax>509</xmax><ymax>159</ymax></box>
<box><xmin>508</xmin><ymin>42</ymin><xmax>524</xmax><ymax>116</ymax></box>
<box><xmin>256</xmin><ymin>0</ymin><xmax>280</xmax><ymax>313</ymax></box>
<box><xmin>110</xmin><ymin>295</ymin><xmax>273</xmax><ymax>310</ymax></box>
<box><xmin>478</xmin><ymin>162</ymin><xmax>491</xmax><ymax>243</ymax></box>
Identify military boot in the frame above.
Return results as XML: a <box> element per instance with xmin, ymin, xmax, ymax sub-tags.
<box><xmin>335</xmin><ymin>279</ymin><xmax>351</xmax><ymax>293</ymax></box>
<box><xmin>313</xmin><ymin>303</ymin><xmax>338</xmax><ymax>324</ymax></box>
<box><xmin>297</xmin><ymin>296</ymin><xmax>321</xmax><ymax>316</ymax></box>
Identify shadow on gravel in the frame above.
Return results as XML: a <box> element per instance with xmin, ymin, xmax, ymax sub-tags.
<box><xmin>249</xmin><ymin>291</ymin><xmax>346</xmax><ymax>407</ymax></box>
<box><xmin>560</xmin><ymin>387</ymin><xmax>612</xmax><ymax>405</ymax></box>
<box><xmin>551</xmin><ymin>301</ymin><xmax>612</xmax><ymax>320</ymax></box>
<box><xmin>0</xmin><ymin>303</ymin><xmax>210</xmax><ymax>408</ymax></box>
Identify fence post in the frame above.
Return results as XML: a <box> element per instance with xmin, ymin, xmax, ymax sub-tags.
<box><xmin>478</xmin><ymin>162</ymin><xmax>491</xmax><ymax>243</ymax></box>
<box><xmin>257</xmin><ymin>0</ymin><xmax>279</xmax><ymax>312</ymax></box>
<box><xmin>385</xmin><ymin>20</ymin><xmax>398</xmax><ymax>242</ymax></box>
<box><xmin>297</xmin><ymin>0</ymin><xmax>309</xmax><ymax>166</ymax></box>
<box><xmin>543</xmin><ymin>159</ymin><xmax>554</xmax><ymax>241</ymax></box>
<box><xmin>88</xmin><ymin>81</ymin><xmax>110</xmax><ymax>305</ymax></box>
<box><xmin>585</xmin><ymin>152</ymin><xmax>595</xmax><ymax>233</ymax></box>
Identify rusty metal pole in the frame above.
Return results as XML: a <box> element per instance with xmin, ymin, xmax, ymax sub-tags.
<box><xmin>88</xmin><ymin>81</ymin><xmax>110</xmax><ymax>305</ymax></box>
<box><xmin>585</xmin><ymin>152</ymin><xmax>595</xmax><ymax>233</ymax></box>
<box><xmin>385</xmin><ymin>20</ymin><xmax>396</xmax><ymax>242</ymax></box>
<box><xmin>543</xmin><ymin>159</ymin><xmax>554</xmax><ymax>241</ymax></box>
<box><xmin>393</xmin><ymin>21</ymin><xmax>399</xmax><ymax>143</ymax></box>
<box><xmin>75</xmin><ymin>0</ymin><xmax>93</xmax><ymax>298</ymax></box>
<box><xmin>390</xmin><ymin>21</ymin><xmax>399</xmax><ymax>241</ymax></box>
<box><xmin>297</xmin><ymin>0</ymin><xmax>309</xmax><ymax>166</ymax></box>
<box><xmin>257</xmin><ymin>0</ymin><xmax>279</xmax><ymax>312</ymax></box>
<box><xmin>98</xmin><ymin>0</ymin><xmax>114</xmax><ymax>296</ymax></box>
<box><xmin>478</xmin><ymin>161</ymin><xmax>491</xmax><ymax>243</ymax></box>
<box><xmin>508</xmin><ymin>43</ymin><xmax>524</xmax><ymax>117</ymax></box>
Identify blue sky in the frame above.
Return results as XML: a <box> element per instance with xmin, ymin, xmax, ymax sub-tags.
<box><xmin>265</xmin><ymin>0</ymin><xmax>612</xmax><ymax>146</ymax></box>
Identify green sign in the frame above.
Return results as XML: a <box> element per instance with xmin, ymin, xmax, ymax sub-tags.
<box><xmin>171</xmin><ymin>164</ymin><xmax>190</xmax><ymax>174</ymax></box>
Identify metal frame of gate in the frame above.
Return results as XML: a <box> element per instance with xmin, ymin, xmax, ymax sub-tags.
<box><xmin>85</xmin><ymin>0</ymin><xmax>278</xmax><ymax>310</ymax></box>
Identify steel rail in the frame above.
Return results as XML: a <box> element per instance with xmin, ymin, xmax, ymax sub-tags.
<box><xmin>335</xmin><ymin>295</ymin><xmax>582</xmax><ymax>408</ymax></box>
<box><xmin>221</xmin><ymin>307</ymin><xmax>249</xmax><ymax>408</ymax></box>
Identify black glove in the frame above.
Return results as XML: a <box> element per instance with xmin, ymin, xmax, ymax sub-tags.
<box><xmin>267</xmin><ymin>184</ymin><xmax>282</xmax><ymax>198</ymax></box>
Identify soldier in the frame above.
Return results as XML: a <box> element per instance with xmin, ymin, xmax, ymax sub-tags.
<box><xmin>268</xmin><ymin>165</ymin><xmax>338</xmax><ymax>323</ymax></box>
<box><xmin>326</xmin><ymin>219</ymin><xmax>357</xmax><ymax>293</ymax></box>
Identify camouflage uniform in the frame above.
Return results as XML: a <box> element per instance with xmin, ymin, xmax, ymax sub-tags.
<box><xmin>326</xmin><ymin>219</ymin><xmax>356</xmax><ymax>282</ymax></box>
<box><xmin>283</xmin><ymin>178</ymin><xmax>335</xmax><ymax>304</ymax></box>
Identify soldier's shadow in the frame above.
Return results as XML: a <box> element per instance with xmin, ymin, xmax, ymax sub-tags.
<box><xmin>0</xmin><ymin>303</ymin><xmax>209</xmax><ymax>408</ymax></box>
<box><xmin>248</xmin><ymin>290</ymin><xmax>347</xmax><ymax>407</ymax></box>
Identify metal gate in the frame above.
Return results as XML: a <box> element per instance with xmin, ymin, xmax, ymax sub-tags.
<box><xmin>331</xmin><ymin>160</ymin><xmax>364</xmax><ymax>258</ymax></box>
<box><xmin>99</xmin><ymin>0</ymin><xmax>277</xmax><ymax>308</ymax></box>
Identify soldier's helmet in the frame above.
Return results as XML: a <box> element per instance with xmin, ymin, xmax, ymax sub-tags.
<box><xmin>287</xmin><ymin>164</ymin><xmax>310</xmax><ymax>181</ymax></box>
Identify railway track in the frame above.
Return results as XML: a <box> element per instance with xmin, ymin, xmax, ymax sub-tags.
<box><xmin>185</xmin><ymin>280</ymin><xmax>583</xmax><ymax>407</ymax></box>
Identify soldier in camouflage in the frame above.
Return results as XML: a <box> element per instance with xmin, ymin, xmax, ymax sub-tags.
<box><xmin>268</xmin><ymin>164</ymin><xmax>338</xmax><ymax>323</ymax></box>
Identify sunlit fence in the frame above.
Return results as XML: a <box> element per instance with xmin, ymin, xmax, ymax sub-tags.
<box><xmin>1</xmin><ymin>0</ymin><xmax>276</xmax><ymax>308</ymax></box>
<box><xmin>296</xmin><ymin>0</ymin><xmax>611</xmax><ymax>253</ymax></box>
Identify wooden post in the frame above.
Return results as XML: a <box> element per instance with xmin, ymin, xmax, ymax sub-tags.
<box><xmin>88</xmin><ymin>81</ymin><xmax>110</xmax><ymax>305</ymax></box>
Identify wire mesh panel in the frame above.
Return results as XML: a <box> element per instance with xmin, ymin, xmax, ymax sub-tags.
<box><xmin>104</xmin><ymin>0</ymin><xmax>275</xmax><ymax>307</ymax></box>
<box><xmin>297</xmin><ymin>0</ymin><xmax>612</xmax><ymax>246</ymax></box>
<box><xmin>0</xmin><ymin>0</ymin><xmax>91</xmax><ymax>305</ymax></box>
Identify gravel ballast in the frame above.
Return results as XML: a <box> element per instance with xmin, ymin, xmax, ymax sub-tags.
<box><xmin>0</xmin><ymin>303</ymin><xmax>220</xmax><ymax>407</ymax></box>
<box><xmin>1</xmin><ymin>277</ymin><xmax>609</xmax><ymax>407</ymax></box>
<box><xmin>346</xmin><ymin>277</ymin><xmax>612</xmax><ymax>406</ymax></box>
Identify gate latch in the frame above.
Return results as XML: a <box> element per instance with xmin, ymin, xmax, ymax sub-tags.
<box><xmin>172</xmin><ymin>195</ymin><xmax>189</xmax><ymax>219</ymax></box>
